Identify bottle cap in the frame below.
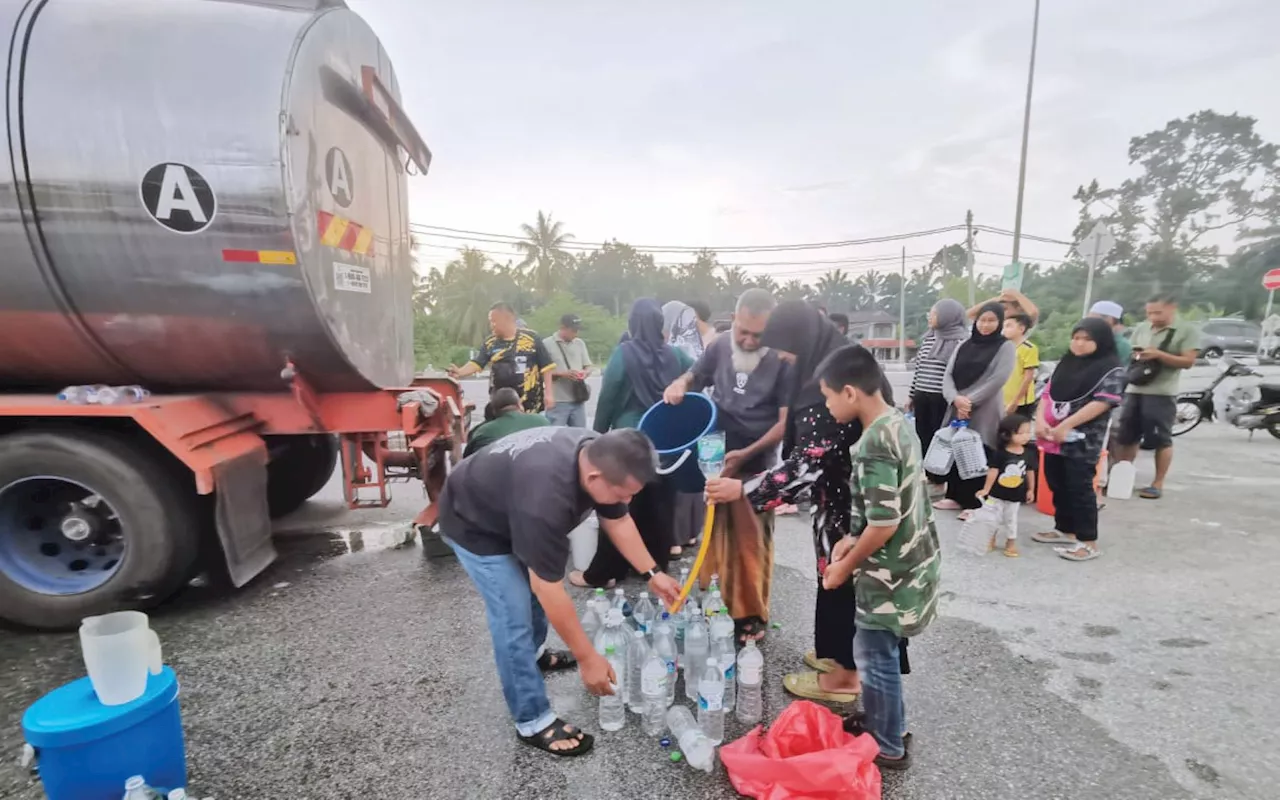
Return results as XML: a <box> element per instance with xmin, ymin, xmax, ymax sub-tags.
<box><xmin>605</xmin><ymin>645</ymin><xmax>616</xmax><ymax>655</ymax></box>
<box><xmin>670</xmin><ymin>751</ymin><xmax>683</xmax><ymax>762</ymax></box>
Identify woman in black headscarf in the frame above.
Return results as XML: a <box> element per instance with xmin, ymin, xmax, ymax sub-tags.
<box><xmin>935</xmin><ymin>302</ymin><xmax>1017</xmax><ymax>516</ymax></box>
<box><xmin>706</xmin><ymin>301</ymin><xmax>903</xmax><ymax>702</ymax></box>
<box><xmin>1030</xmin><ymin>317</ymin><xmax>1125</xmax><ymax>562</ymax></box>
<box><xmin>571</xmin><ymin>299</ymin><xmax>693</xmax><ymax>588</ymax></box>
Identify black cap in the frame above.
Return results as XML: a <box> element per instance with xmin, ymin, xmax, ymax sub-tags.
<box><xmin>560</xmin><ymin>314</ymin><xmax>581</xmax><ymax>330</ymax></box>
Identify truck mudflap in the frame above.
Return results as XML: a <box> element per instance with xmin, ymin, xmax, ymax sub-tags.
<box><xmin>213</xmin><ymin>452</ymin><xmax>277</xmax><ymax>587</ymax></box>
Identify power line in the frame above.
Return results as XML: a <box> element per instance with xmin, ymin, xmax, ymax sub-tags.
<box><xmin>409</xmin><ymin>222</ymin><xmax>969</xmax><ymax>254</ymax></box>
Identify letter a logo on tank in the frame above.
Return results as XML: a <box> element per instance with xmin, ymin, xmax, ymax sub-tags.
<box><xmin>140</xmin><ymin>162</ymin><xmax>217</xmax><ymax>234</ymax></box>
<box><xmin>326</xmin><ymin>147</ymin><xmax>354</xmax><ymax>207</ymax></box>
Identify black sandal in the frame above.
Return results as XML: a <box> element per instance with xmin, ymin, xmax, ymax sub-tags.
<box><xmin>735</xmin><ymin>617</ymin><xmax>767</xmax><ymax>645</ymax></box>
<box><xmin>518</xmin><ymin>718</ymin><xmax>594</xmax><ymax>757</ymax></box>
<box><xmin>537</xmin><ymin>650</ymin><xmax>578</xmax><ymax>673</ymax></box>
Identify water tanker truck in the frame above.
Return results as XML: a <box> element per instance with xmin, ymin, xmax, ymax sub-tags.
<box><xmin>0</xmin><ymin>0</ymin><xmax>463</xmax><ymax>628</ymax></box>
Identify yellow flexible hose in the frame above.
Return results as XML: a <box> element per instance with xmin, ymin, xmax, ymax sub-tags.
<box><xmin>666</xmin><ymin>502</ymin><xmax>715</xmax><ymax>614</ymax></box>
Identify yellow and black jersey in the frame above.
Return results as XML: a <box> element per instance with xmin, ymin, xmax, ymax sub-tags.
<box><xmin>467</xmin><ymin>328</ymin><xmax>556</xmax><ymax>412</ymax></box>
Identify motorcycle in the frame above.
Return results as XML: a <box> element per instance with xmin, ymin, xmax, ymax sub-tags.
<box><xmin>1172</xmin><ymin>356</ymin><xmax>1280</xmax><ymax>439</ymax></box>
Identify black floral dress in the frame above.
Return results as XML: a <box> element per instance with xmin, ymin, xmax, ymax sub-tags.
<box><xmin>744</xmin><ymin>402</ymin><xmax>869</xmax><ymax>670</ymax></box>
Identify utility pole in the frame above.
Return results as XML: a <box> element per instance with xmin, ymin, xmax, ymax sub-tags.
<box><xmin>965</xmin><ymin>209</ymin><xmax>975</xmax><ymax>306</ymax></box>
<box><xmin>1011</xmin><ymin>0</ymin><xmax>1041</xmax><ymax>265</ymax></box>
<box><xmin>899</xmin><ymin>246</ymin><xmax>908</xmax><ymax>365</ymax></box>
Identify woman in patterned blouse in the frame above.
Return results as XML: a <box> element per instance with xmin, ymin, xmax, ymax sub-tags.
<box><xmin>706</xmin><ymin>301</ymin><xmax>902</xmax><ymax>702</ymax></box>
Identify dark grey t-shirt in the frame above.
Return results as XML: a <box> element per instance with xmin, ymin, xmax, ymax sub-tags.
<box><xmin>438</xmin><ymin>426</ymin><xmax>628</xmax><ymax>581</ymax></box>
<box><xmin>688</xmin><ymin>335</ymin><xmax>790</xmax><ymax>474</ymax></box>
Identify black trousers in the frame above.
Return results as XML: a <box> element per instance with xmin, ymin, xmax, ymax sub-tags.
<box><xmin>913</xmin><ymin>391</ymin><xmax>950</xmax><ymax>484</ymax></box>
<box><xmin>1043</xmin><ymin>453</ymin><xmax>1099</xmax><ymax>542</ymax></box>
<box><xmin>583</xmin><ymin>479</ymin><xmax>674</xmax><ymax>585</ymax></box>
<box><xmin>815</xmin><ymin>581</ymin><xmax>912</xmax><ymax>674</ymax></box>
<box><xmin>944</xmin><ymin>445</ymin><xmax>994</xmax><ymax>510</ymax></box>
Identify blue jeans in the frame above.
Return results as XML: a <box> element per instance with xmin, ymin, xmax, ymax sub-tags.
<box><xmin>852</xmin><ymin>626</ymin><xmax>906</xmax><ymax>758</ymax></box>
<box><xmin>545</xmin><ymin>402</ymin><xmax>586</xmax><ymax>427</ymax></box>
<box><xmin>445</xmin><ymin>538</ymin><xmax>555</xmax><ymax>737</ymax></box>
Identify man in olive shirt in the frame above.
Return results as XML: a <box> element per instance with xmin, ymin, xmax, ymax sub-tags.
<box><xmin>464</xmin><ymin>388</ymin><xmax>549</xmax><ymax>457</ymax></box>
<box><xmin>1114</xmin><ymin>294</ymin><xmax>1199</xmax><ymax>499</ymax></box>
<box><xmin>542</xmin><ymin>314</ymin><xmax>594</xmax><ymax>428</ymax></box>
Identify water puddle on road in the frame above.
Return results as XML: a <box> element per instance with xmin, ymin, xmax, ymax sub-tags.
<box><xmin>273</xmin><ymin>522</ymin><xmax>418</xmax><ymax>560</ymax></box>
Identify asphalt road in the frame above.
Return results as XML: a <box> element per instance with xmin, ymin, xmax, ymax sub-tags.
<box><xmin>2</xmin><ymin>381</ymin><xmax>1278</xmax><ymax>798</ymax></box>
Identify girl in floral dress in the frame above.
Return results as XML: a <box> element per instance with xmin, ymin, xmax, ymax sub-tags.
<box><xmin>706</xmin><ymin>301</ymin><xmax>906</xmax><ymax>702</ymax></box>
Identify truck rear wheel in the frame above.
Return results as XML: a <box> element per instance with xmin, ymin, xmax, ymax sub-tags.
<box><xmin>0</xmin><ymin>431</ymin><xmax>199</xmax><ymax>630</ymax></box>
<box><xmin>266</xmin><ymin>434</ymin><xmax>338</xmax><ymax>518</ymax></box>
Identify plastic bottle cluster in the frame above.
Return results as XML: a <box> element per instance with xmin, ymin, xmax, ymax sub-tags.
<box><xmin>121</xmin><ymin>774</ymin><xmax>189</xmax><ymax>799</ymax></box>
<box><xmin>578</xmin><ymin>579</ymin><xmax>766</xmax><ymax>773</ymax></box>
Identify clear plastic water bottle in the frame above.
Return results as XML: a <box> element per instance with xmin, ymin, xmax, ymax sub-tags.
<box><xmin>167</xmin><ymin>790</ymin><xmax>188</xmax><ymax>800</ymax></box>
<box><xmin>683</xmin><ymin>610</ymin><xmax>709</xmax><ymax>701</ymax></box>
<box><xmin>632</xmin><ymin>591</ymin><xmax>656</xmax><ymax>637</ymax></box>
<box><xmin>57</xmin><ymin>385</ymin><xmax>94</xmax><ymax>404</ymax></box>
<box><xmin>122</xmin><ymin>775</ymin><xmax>157</xmax><ymax>800</ymax></box>
<box><xmin>95</xmin><ymin>385</ymin><xmax>150</xmax><ymax>405</ymax></box>
<box><xmin>611</xmin><ymin>588</ymin><xmax>632</xmax><ymax>622</ymax></box>
<box><xmin>651</xmin><ymin>612</ymin><xmax>679</xmax><ymax>705</ymax></box>
<box><xmin>698</xmin><ymin>656</ymin><xmax>726</xmax><ymax>744</ymax></box>
<box><xmin>704</xmin><ymin>589</ymin><xmax>726</xmax><ymax>619</ymax></box>
<box><xmin>710</xmin><ymin>611</ymin><xmax>736</xmax><ymax>711</ymax></box>
<box><xmin>735</xmin><ymin>639</ymin><xmax>764</xmax><ymax>724</ymax></box>
<box><xmin>696</xmin><ymin>431</ymin><xmax>726</xmax><ymax>478</ymax></box>
<box><xmin>640</xmin><ymin>650</ymin><xmax>669</xmax><ymax>735</ymax></box>
<box><xmin>599</xmin><ymin>645</ymin><xmax>627</xmax><ymax>732</ymax></box>
<box><xmin>626</xmin><ymin>629</ymin><xmax>650</xmax><ymax>713</ymax></box>
<box><xmin>594</xmin><ymin>609</ymin><xmax>629</xmax><ymax>656</ymax></box>
<box><xmin>591</xmin><ymin>587</ymin><xmax>610</xmax><ymax>619</ymax></box>
<box><xmin>666</xmin><ymin>705</ymin><xmax>717</xmax><ymax>773</ymax></box>
<box><xmin>709</xmin><ymin>573</ymin><xmax>721</xmax><ymax>596</ymax></box>
<box><xmin>581</xmin><ymin>600</ymin><xmax>601</xmax><ymax>642</ymax></box>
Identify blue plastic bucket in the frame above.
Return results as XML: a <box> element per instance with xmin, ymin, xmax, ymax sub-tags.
<box><xmin>23</xmin><ymin>667</ymin><xmax>187</xmax><ymax>799</ymax></box>
<box><xmin>638</xmin><ymin>393</ymin><xmax>718</xmax><ymax>492</ymax></box>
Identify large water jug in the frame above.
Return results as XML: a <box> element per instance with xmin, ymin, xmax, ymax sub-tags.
<box><xmin>79</xmin><ymin>612</ymin><xmax>162</xmax><ymax>706</ymax></box>
<box><xmin>951</xmin><ymin>421</ymin><xmax>989</xmax><ymax>480</ymax></box>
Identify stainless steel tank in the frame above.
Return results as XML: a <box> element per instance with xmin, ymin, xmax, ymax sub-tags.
<box><xmin>0</xmin><ymin>0</ymin><xmax>431</xmax><ymax>392</ymax></box>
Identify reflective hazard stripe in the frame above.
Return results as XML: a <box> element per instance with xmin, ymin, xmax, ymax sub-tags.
<box><xmin>222</xmin><ymin>249</ymin><xmax>297</xmax><ymax>264</ymax></box>
<box><xmin>318</xmin><ymin>210</ymin><xmax>375</xmax><ymax>257</ymax></box>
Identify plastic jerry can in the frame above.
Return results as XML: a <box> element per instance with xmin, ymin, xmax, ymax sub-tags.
<box><xmin>22</xmin><ymin>666</ymin><xmax>186</xmax><ymax>800</ymax></box>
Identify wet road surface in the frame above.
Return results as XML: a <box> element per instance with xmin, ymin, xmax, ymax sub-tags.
<box><xmin>1</xmin><ymin>424</ymin><xmax>1277</xmax><ymax>799</ymax></box>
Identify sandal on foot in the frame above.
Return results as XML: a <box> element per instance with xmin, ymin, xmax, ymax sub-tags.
<box><xmin>875</xmin><ymin>751</ymin><xmax>913</xmax><ymax>771</ymax></box>
<box><xmin>1031</xmin><ymin>531</ymin><xmax>1077</xmax><ymax>545</ymax></box>
<box><xmin>803</xmin><ymin>650</ymin><xmax>838</xmax><ymax>673</ymax></box>
<box><xmin>669</xmin><ymin>546</ymin><xmax>683</xmax><ymax>558</ymax></box>
<box><xmin>567</xmin><ymin>570</ymin><xmax>614</xmax><ymax>590</ymax></box>
<box><xmin>1138</xmin><ymin>486</ymin><xmax>1162</xmax><ymax>500</ymax></box>
<box><xmin>1003</xmin><ymin>544</ymin><xmax>1021</xmax><ymax>558</ymax></box>
<box><xmin>736</xmin><ymin>617</ymin><xmax>767</xmax><ymax>645</ymax></box>
<box><xmin>932</xmin><ymin>499</ymin><xmax>962</xmax><ymax>510</ymax></box>
<box><xmin>1056</xmin><ymin>544</ymin><xmax>1101</xmax><ymax>562</ymax></box>
<box><xmin>537</xmin><ymin>650</ymin><xmax>578</xmax><ymax>672</ymax></box>
<box><xmin>783</xmin><ymin>671</ymin><xmax>858</xmax><ymax>704</ymax></box>
<box><xmin>957</xmin><ymin>510</ymin><xmax>974</xmax><ymax>522</ymax></box>
<box><xmin>518</xmin><ymin>718</ymin><xmax>594</xmax><ymax>757</ymax></box>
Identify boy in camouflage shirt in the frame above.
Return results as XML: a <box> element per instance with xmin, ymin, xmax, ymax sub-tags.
<box><xmin>818</xmin><ymin>345</ymin><xmax>941</xmax><ymax>770</ymax></box>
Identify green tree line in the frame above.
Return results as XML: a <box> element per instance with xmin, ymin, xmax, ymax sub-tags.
<box><xmin>414</xmin><ymin>110</ymin><xmax>1280</xmax><ymax>367</ymax></box>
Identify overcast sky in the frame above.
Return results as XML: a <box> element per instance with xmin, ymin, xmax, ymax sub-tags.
<box><xmin>349</xmin><ymin>0</ymin><xmax>1280</xmax><ymax>281</ymax></box>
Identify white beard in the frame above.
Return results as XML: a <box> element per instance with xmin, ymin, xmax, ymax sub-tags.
<box><xmin>731</xmin><ymin>338</ymin><xmax>766</xmax><ymax>374</ymax></box>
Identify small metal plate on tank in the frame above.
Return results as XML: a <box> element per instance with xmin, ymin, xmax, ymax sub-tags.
<box><xmin>334</xmin><ymin>263</ymin><xmax>372</xmax><ymax>294</ymax></box>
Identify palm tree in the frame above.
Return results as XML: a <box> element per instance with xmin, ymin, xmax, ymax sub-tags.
<box><xmin>749</xmin><ymin>274</ymin><xmax>779</xmax><ymax>295</ymax></box>
<box><xmin>437</xmin><ymin>247</ymin><xmax>495</xmax><ymax>345</ymax></box>
<box><xmin>515</xmin><ymin>211</ymin><xmax>574</xmax><ymax>298</ymax></box>
<box><xmin>815</xmin><ymin>269</ymin><xmax>854</xmax><ymax>310</ymax></box>
<box><xmin>780</xmin><ymin>279</ymin><xmax>814</xmax><ymax>302</ymax></box>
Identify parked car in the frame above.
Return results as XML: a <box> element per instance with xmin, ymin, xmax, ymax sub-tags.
<box><xmin>1199</xmin><ymin>318</ymin><xmax>1262</xmax><ymax>360</ymax></box>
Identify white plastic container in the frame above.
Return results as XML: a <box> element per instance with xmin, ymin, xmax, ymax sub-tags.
<box><xmin>79</xmin><ymin>612</ymin><xmax>161</xmax><ymax>706</ymax></box>
<box><xmin>568</xmin><ymin>516</ymin><xmax>599</xmax><ymax>572</ymax></box>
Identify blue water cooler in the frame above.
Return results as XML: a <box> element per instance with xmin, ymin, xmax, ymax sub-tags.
<box><xmin>22</xmin><ymin>667</ymin><xmax>187</xmax><ymax>800</ymax></box>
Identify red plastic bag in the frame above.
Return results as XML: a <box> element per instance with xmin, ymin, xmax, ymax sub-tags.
<box><xmin>720</xmin><ymin>700</ymin><xmax>882</xmax><ymax>800</ymax></box>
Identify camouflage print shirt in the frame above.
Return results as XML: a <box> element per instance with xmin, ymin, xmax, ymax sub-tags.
<box><xmin>849</xmin><ymin>409</ymin><xmax>941</xmax><ymax>638</ymax></box>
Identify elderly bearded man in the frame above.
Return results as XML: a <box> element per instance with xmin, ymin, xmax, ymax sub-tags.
<box><xmin>663</xmin><ymin>288</ymin><xmax>790</xmax><ymax>643</ymax></box>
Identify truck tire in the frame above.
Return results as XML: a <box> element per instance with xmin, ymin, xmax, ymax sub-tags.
<box><xmin>266</xmin><ymin>434</ymin><xmax>338</xmax><ymax>518</ymax></box>
<box><xmin>0</xmin><ymin>431</ymin><xmax>199</xmax><ymax>630</ymax></box>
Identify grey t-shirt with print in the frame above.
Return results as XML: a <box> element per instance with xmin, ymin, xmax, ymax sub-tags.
<box><xmin>687</xmin><ymin>335</ymin><xmax>791</xmax><ymax>475</ymax></box>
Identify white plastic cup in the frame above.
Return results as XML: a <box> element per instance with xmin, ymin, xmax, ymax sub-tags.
<box><xmin>79</xmin><ymin>611</ymin><xmax>162</xmax><ymax>706</ymax></box>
